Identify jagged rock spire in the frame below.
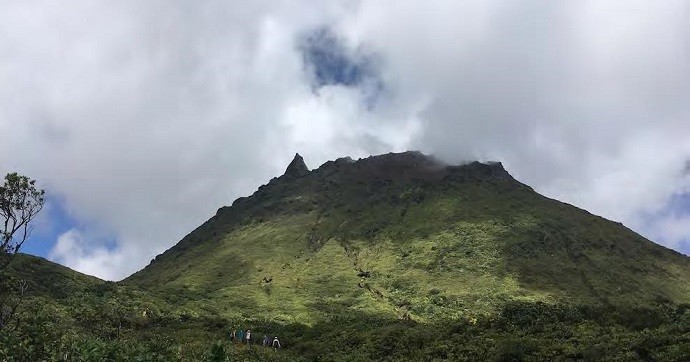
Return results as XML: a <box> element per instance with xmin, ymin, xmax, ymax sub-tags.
<box><xmin>283</xmin><ymin>153</ymin><xmax>309</xmax><ymax>178</ymax></box>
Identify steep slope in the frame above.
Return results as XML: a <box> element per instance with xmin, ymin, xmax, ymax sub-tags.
<box><xmin>125</xmin><ymin>151</ymin><xmax>690</xmax><ymax>322</ymax></box>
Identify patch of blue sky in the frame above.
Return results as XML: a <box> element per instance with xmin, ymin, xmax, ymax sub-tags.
<box><xmin>645</xmin><ymin>192</ymin><xmax>690</xmax><ymax>220</ymax></box>
<box><xmin>22</xmin><ymin>195</ymin><xmax>78</xmax><ymax>258</ymax></box>
<box><xmin>298</xmin><ymin>26</ymin><xmax>385</xmax><ymax>109</ymax></box>
<box><xmin>639</xmin><ymin>192</ymin><xmax>690</xmax><ymax>255</ymax></box>
<box><xmin>662</xmin><ymin>192</ymin><xmax>690</xmax><ymax>214</ymax></box>
<box><xmin>23</xmin><ymin>195</ymin><xmax>119</xmax><ymax>261</ymax></box>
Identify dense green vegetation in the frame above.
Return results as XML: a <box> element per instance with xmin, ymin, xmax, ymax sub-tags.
<box><xmin>127</xmin><ymin>152</ymin><xmax>689</xmax><ymax>321</ymax></box>
<box><xmin>2</xmin><ymin>290</ymin><xmax>688</xmax><ymax>360</ymax></box>
<box><xmin>1</xmin><ymin>152</ymin><xmax>689</xmax><ymax>360</ymax></box>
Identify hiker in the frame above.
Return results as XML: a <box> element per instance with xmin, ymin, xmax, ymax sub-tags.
<box><xmin>262</xmin><ymin>335</ymin><xmax>270</xmax><ymax>346</ymax></box>
<box><xmin>230</xmin><ymin>329</ymin><xmax>235</xmax><ymax>342</ymax></box>
<box><xmin>246</xmin><ymin>329</ymin><xmax>252</xmax><ymax>345</ymax></box>
<box><xmin>238</xmin><ymin>329</ymin><xmax>244</xmax><ymax>343</ymax></box>
<box><xmin>272</xmin><ymin>336</ymin><xmax>281</xmax><ymax>349</ymax></box>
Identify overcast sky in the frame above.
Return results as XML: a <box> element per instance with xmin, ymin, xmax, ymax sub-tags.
<box><xmin>1</xmin><ymin>1</ymin><xmax>689</xmax><ymax>280</ymax></box>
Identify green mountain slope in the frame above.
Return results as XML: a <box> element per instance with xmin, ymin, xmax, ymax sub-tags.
<box><xmin>7</xmin><ymin>253</ymin><xmax>103</xmax><ymax>299</ymax></box>
<box><xmin>125</xmin><ymin>151</ymin><xmax>690</xmax><ymax>323</ymax></box>
<box><xmin>3</xmin><ymin>254</ymin><xmax>235</xmax><ymax>360</ymax></box>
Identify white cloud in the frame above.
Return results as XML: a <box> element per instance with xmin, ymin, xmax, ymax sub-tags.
<box><xmin>340</xmin><ymin>0</ymin><xmax>690</xmax><ymax>246</ymax></box>
<box><xmin>1</xmin><ymin>1</ymin><xmax>689</xmax><ymax>279</ymax></box>
<box><xmin>50</xmin><ymin>229</ymin><xmax>127</xmax><ymax>280</ymax></box>
<box><xmin>647</xmin><ymin>214</ymin><xmax>690</xmax><ymax>250</ymax></box>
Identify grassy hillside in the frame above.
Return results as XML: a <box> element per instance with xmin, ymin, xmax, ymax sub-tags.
<box><xmin>126</xmin><ymin>151</ymin><xmax>690</xmax><ymax>324</ymax></box>
<box><xmin>2</xmin><ymin>255</ymin><xmax>251</xmax><ymax>360</ymax></box>
<box><xmin>6</xmin><ymin>254</ymin><xmax>103</xmax><ymax>299</ymax></box>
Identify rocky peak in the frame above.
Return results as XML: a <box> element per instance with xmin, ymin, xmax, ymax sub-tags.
<box><xmin>283</xmin><ymin>153</ymin><xmax>310</xmax><ymax>178</ymax></box>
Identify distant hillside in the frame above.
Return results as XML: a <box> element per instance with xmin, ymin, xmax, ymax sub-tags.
<box><xmin>125</xmin><ymin>151</ymin><xmax>690</xmax><ymax>323</ymax></box>
<box><xmin>7</xmin><ymin>253</ymin><xmax>103</xmax><ymax>299</ymax></box>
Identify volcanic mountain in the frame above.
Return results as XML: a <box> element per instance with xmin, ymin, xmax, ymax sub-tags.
<box><xmin>124</xmin><ymin>151</ymin><xmax>690</xmax><ymax>323</ymax></box>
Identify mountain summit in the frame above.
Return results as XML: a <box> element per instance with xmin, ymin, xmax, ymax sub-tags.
<box><xmin>283</xmin><ymin>153</ymin><xmax>309</xmax><ymax>178</ymax></box>
<box><xmin>126</xmin><ymin>151</ymin><xmax>690</xmax><ymax>323</ymax></box>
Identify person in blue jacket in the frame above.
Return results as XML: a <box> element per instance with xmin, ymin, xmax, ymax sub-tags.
<box><xmin>237</xmin><ymin>329</ymin><xmax>244</xmax><ymax>343</ymax></box>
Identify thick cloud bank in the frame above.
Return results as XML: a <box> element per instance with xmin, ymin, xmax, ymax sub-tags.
<box><xmin>1</xmin><ymin>1</ymin><xmax>688</xmax><ymax>279</ymax></box>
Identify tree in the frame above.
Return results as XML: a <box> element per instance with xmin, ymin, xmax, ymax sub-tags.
<box><xmin>0</xmin><ymin>173</ymin><xmax>45</xmax><ymax>270</ymax></box>
<box><xmin>0</xmin><ymin>172</ymin><xmax>45</xmax><ymax>330</ymax></box>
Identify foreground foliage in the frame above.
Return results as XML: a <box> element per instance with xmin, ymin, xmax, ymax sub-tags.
<box><xmin>1</xmin><ymin>300</ymin><xmax>688</xmax><ymax>361</ymax></box>
<box><xmin>1</xmin><ymin>172</ymin><xmax>45</xmax><ymax>330</ymax></box>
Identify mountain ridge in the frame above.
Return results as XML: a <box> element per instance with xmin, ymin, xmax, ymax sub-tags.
<box><xmin>124</xmin><ymin>151</ymin><xmax>689</xmax><ymax>323</ymax></box>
